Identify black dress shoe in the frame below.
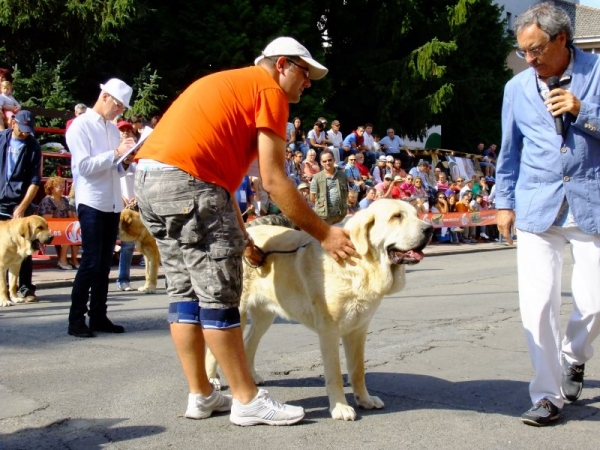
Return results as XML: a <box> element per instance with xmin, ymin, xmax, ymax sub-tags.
<box><xmin>89</xmin><ymin>318</ymin><xmax>125</xmax><ymax>333</ymax></box>
<box><xmin>68</xmin><ymin>322</ymin><xmax>95</xmax><ymax>338</ymax></box>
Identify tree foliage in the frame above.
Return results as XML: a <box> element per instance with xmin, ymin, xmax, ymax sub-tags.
<box><xmin>0</xmin><ymin>0</ymin><xmax>513</xmax><ymax>150</ymax></box>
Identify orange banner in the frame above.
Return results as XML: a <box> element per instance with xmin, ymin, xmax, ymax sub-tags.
<box><xmin>419</xmin><ymin>210</ymin><xmax>497</xmax><ymax>228</ymax></box>
<box><xmin>46</xmin><ymin>218</ymin><xmax>82</xmax><ymax>245</ymax></box>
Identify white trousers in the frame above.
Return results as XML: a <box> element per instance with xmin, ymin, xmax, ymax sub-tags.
<box><xmin>517</xmin><ymin>227</ymin><xmax>600</xmax><ymax>408</ymax></box>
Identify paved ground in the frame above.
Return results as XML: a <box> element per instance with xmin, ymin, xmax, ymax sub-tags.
<box><xmin>3</xmin><ymin>242</ymin><xmax>600</xmax><ymax>449</ymax></box>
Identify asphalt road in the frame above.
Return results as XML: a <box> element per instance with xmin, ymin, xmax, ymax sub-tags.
<box><xmin>2</xmin><ymin>247</ymin><xmax>599</xmax><ymax>450</ymax></box>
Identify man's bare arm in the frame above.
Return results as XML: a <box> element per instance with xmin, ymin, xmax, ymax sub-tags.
<box><xmin>257</xmin><ymin>129</ymin><xmax>356</xmax><ymax>263</ymax></box>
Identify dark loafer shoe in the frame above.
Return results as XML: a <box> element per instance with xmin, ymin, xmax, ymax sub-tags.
<box><xmin>89</xmin><ymin>318</ymin><xmax>125</xmax><ymax>334</ymax></box>
<box><xmin>68</xmin><ymin>322</ymin><xmax>95</xmax><ymax>338</ymax></box>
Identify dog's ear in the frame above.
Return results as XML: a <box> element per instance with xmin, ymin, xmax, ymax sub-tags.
<box><xmin>18</xmin><ymin>219</ymin><xmax>32</xmax><ymax>240</ymax></box>
<box><xmin>350</xmin><ymin>209</ymin><xmax>375</xmax><ymax>256</ymax></box>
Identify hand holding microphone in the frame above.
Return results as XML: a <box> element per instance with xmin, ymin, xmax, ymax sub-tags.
<box><xmin>546</xmin><ymin>77</ymin><xmax>564</xmax><ymax>136</ymax></box>
<box><xmin>544</xmin><ymin>76</ymin><xmax>582</xmax><ymax>136</ymax></box>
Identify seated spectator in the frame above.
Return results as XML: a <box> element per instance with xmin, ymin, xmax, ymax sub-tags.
<box><xmin>431</xmin><ymin>192</ymin><xmax>459</xmax><ymax>244</ymax></box>
<box><xmin>409</xmin><ymin>160</ymin><xmax>432</xmax><ymax>190</ymax></box>
<box><xmin>374</xmin><ymin>174</ymin><xmax>395</xmax><ymax>198</ymax></box>
<box><xmin>385</xmin><ymin>156</ymin><xmax>395</xmax><ymax>177</ymax></box>
<box><xmin>297</xmin><ymin>182</ymin><xmax>313</xmax><ymax>207</ymax></box>
<box><xmin>250</xmin><ymin>176</ymin><xmax>269</xmax><ymax>216</ymax></box>
<box><xmin>341</xmin><ymin>126</ymin><xmax>365</xmax><ymax>160</ymax></box>
<box><xmin>66</xmin><ymin>103</ymin><xmax>87</xmax><ymax>131</ymax></box>
<box><xmin>150</xmin><ymin>115</ymin><xmax>161</xmax><ymax>128</ymax></box>
<box><xmin>354</xmin><ymin>153</ymin><xmax>374</xmax><ymax>186</ymax></box>
<box><xmin>391</xmin><ymin>158</ymin><xmax>408</xmax><ymax>179</ymax></box>
<box><xmin>129</xmin><ymin>114</ymin><xmax>146</xmax><ymax>139</ymax></box>
<box><xmin>326</xmin><ymin>119</ymin><xmax>343</xmax><ymax>163</ymax></box>
<box><xmin>37</xmin><ymin>176</ymin><xmax>79</xmax><ymax>270</ymax></box>
<box><xmin>290</xmin><ymin>116</ymin><xmax>308</xmax><ymax>158</ymax></box>
<box><xmin>459</xmin><ymin>178</ymin><xmax>475</xmax><ymax>199</ymax></box>
<box><xmin>0</xmin><ymin>81</ymin><xmax>20</xmax><ymax>128</ymax></box>
<box><xmin>400</xmin><ymin>175</ymin><xmax>416</xmax><ymax>197</ymax></box>
<box><xmin>302</xmin><ymin>149</ymin><xmax>320</xmax><ymax>182</ymax></box>
<box><xmin>359</xmin><ymin>187</ymin><xmax>377</xmax><ymax>209</ymax></box>
<box><xmin>437</xmin><ymin>172</ymin><xmax>449</xmax><ymax>192</ymax></box>
<box><xmin>470</xmin><ymin>193</ymin><xmax>489</xmax><ymax>240</ymax></box>
<box><xmin>284</xmin><ymin>148</ymin><xmax>300</xmax><ymax>185</ymax></box>
<box><xmin>470</xmin><ymin>174</ymin><xmax>483</xmax><ymax>197</ymax></box>
<box><xmin>371</xmin><ymin>155</ymin><xmax>387</xmax><ymax>184</ymax></box>
<box><xmin>413</xmin><ymin>176</ymin><xmax>429</xmax><ymax>212</ymax></box>
<box><xmin>344</xmin><ymin>155</ymin><xmax>365</xmax><ymax>192</ymax></box>
<box><xmin>285</xmin><ymin>121</ymin><xmax>295</xmax><ymax>149</ymax></box>
<box><xmin>236</xmin><ymin>175</ymin><xmax>255</xmax><ymax>222</ymax></box>
<box><xmin>379</xmin><ymin>128</ymin><xmax>415</xmax><ymax>169</ymax></box>
<box><xmin>307</xmin><ymin>121</ymin><xmax>328</xmax><ymax>159</ymax></box>
<box><xmin>481</xmin><ymin>144</ymin><xmax>497</xmax><ymax>181</ymax></box>
<box><xmin>291</xmin><ymin>150</ymin><xmax>306</xmax><ymax>182</ymax></box>
<box><xmin>346</xmin><ymin>191</ymin><xmax>360</xmax><ymax>215</ymax></box>
<box><xmin>456</xmin><ymin>191</ymin><xmax>476</xmax><ymax>243</ymax></box>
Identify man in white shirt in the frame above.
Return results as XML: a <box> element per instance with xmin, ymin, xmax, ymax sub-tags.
<box><xmin>325</xmin><ymin>119</ymin><xmax>343</xmax><ymax>163</ymax></box>
<box><xmin>66</xmin><ymin>78</ymin><xmax>136</xmax><ymax>338</ymax></box>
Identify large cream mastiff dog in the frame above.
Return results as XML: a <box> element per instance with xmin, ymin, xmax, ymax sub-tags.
<box><xmin>206</xmin><ymin>199</ymin><xmax>433</xmax><ymax>421</ymax></box>
<box><xmin>0</xmin><ymin>215</ymin><xmax>54</xmax><ymax>307</ymax></box>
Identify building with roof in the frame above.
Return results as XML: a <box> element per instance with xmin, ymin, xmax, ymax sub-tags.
<box><xmin>495</xmin><ymin>0</ymin><xmax>600</xmax><ymax>73</ymax></box>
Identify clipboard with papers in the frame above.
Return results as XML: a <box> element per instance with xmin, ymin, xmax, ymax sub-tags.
<box><xmin>116</xmin><ymin>126</ymin><xmax>153</xmax><ymax>165</ymax></box>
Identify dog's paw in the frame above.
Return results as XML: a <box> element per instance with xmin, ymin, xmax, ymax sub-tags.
<box><xmin>11</xmin><ymin>296</ymin><xmax>24</xmax><ymax>304</ymax></box>
<box><xmin>331</xmin><ymin>403</ymin><xmax>357</xmax><ymax>421</ymax></box>
<box><xmin>138</xmin><ymin>285</ymin><xmax>157</xmax><ymax>294</ymax></box>
<box><xmin>209</xmin><ymin>377</ymin><xmax>222</xmax><ymax>391</ymax></box>
<box><xmin>356</xmin><ymin>394</ymin><xmax>384</xmax><ymax>410</ymax></box>
<box><xmin>0</xmin><ymin>299</ymin><xmax>14</xmax><ymax>307</ymax></box>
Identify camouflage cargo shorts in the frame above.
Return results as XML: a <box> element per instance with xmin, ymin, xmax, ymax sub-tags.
<box><xmin>134</xmin><ymin>168</ymin><xmax>245</xmax><ymax>309</ymax></box>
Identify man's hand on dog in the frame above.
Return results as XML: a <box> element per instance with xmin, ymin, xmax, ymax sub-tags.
<box><xmin>321</xmin><ymin>227</ymin><xmax>357</xmax><ymax>265</ymax></box>
<box><xmin>496</xmin><ymin>209</ymin><xmax>515</xmax><ymax>245</ymax></box>
<box><xmin>243</xmin><ymin>241</ymin><xmax>264</xmax><ymax>267</ymax></box>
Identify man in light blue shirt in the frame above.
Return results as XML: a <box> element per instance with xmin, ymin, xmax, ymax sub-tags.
<box><xmin>379</xmin><ymin>128</ymin><xmax>415</xmax><ymax>169</ymax></box>
<box><xmin>496</xmin><ymin>3</ymin><xmax>600</xmax><ymax>427</ymax></box>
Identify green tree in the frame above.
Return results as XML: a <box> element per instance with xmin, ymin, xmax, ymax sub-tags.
<box><xmin>317</xmin><ymin>0</ymin><xmax>512</xmax><ymax>149</ymax></box>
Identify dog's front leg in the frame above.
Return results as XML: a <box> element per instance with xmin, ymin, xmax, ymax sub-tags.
<box><xmin>318</xmin><ymin>325</ymin><xmax>356</xmax><ymax>420</ymax></box>
<box><xmin>8</xmin><ymin>264</ymin><xmax>25</xmax><ymax>303</ymax></box>
<box><xmin>0</xmin><ymin>265</ymin><xmax>13</xmax><ymax>306</ymax></box>
<box><xmin>343</xmin><ymin>326</ymin><xmax>384</xmax><ymax>410</ymax></box>
<box><xmin>138</xmin><ymin>243</ymin><xmax>158</xmax><ymax>294</ymax></box>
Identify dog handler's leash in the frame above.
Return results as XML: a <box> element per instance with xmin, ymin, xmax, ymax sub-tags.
<box><xmin>243</xmin><ymin>242</ymin><xmax>311</xmax><ymax>269</ymax></box>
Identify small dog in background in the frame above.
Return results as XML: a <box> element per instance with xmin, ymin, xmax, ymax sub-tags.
<box><xmin>118</xmin><ymin>209</ymin><xmax>161</xmax><ymax>293</ymax></box>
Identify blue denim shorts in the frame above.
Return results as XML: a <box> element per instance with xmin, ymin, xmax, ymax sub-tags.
<box><xmin>134</xmin><ymin>168</ymin><xmax>245</xmax><ymax>309</ymax></box>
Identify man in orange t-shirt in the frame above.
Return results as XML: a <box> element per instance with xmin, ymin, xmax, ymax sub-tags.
<box><xmin>134</xmin><ymin>37</ymin><xmax>356</xmax><ymax>426</ymax></box>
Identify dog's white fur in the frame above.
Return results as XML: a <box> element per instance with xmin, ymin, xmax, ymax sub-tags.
<box><xmin>206</xmin><ymin>199</ymin><xmax>432</xmax><ymax>420</ymax></box>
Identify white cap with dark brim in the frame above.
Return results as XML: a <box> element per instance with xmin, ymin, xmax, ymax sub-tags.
<box><xmin>254</xmin><ymin>37</ymin><xmax>328</xmax><ymax>80</ymax></box>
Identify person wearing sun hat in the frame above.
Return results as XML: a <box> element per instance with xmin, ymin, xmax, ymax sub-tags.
<box><xmin>66</xmin><ymin>78</ymin><xmax>136</xmax><ymax>339</ymax></box>
<box><xmin>133</xmin><ymin>36</ymin><xmax>355</xmax><ymax>427</ymax></box>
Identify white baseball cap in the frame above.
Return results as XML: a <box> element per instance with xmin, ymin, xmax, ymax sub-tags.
<box><xmin>100</xmin><ymin>78</ymin><xmax>133</xmax><ymax>109</ymax></box>
<box><xmin>254</xmin><ymin>37</ymin><xmax>328</xmax><ymax>80</ymax></box>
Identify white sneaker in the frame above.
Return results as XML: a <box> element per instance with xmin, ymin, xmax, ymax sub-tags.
<box><xmin>117</xmin><ymin>282</ymin><xmax>133</xmax><ymax>292</ymax></box>
<box><xmin>185</xmin><ymin>389</ymin><xmax>232</xmax><ymax>419</ymax></box>
<box><xmin>230</xmin><ymin>389</ymin><xmax>305</xmax><ymax>426</ymax></box>
<box><xmin>480</xmin><ymin>232</ymin><xmax>489</xmax><ymax>239</ymax></box>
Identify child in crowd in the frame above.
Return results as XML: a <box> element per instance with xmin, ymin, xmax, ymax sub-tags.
<box><xmin>37</xmin><ymin>176</ymin><xmax>79</xmax><ymax>270</ymax></box>
<box><xmin>0</xmin><ymin>81</ymin><xmax>20</xmax><ymax>128</ymax></box>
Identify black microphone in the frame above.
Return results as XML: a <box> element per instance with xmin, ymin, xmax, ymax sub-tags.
<box><xmin>547</xmin><ymin>76</ymin><xmax>563</xmax><ymax>136</ymax></box>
